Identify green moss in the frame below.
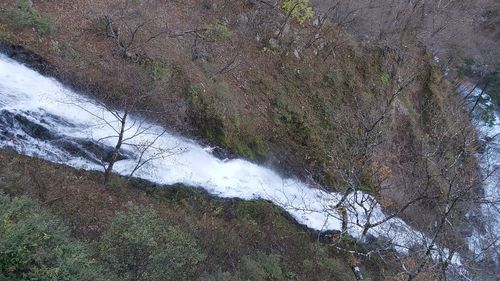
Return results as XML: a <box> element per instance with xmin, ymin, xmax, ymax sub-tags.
<box><xmin>278</xmin><ymin>110</ymin><xmax>311</xmax><ymax>146</ymax></box>
<box><xmin>228</xmin><ymin>133</ymin><xmax>267</xmax><ymax>161</ymax></box>
<box><xmin>186</xmin><ymin>84</ymin><xmax>228</xmax><ymax>146</ymax></box>
<box><xmin>486</xmin><ymin>69</ymin><xmax>500</xmax><ymax>106</ymax></box>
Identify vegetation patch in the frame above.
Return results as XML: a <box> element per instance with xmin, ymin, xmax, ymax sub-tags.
<box><xmin>206</xmin><ymin>20</ymin><xmax>232</xmax><ymax>41</ymax></box>
<box><xmin>6</xmin><ymin>0</ymin><xmax>55</xmax><ymax>35</ymax></box>
<box><xmin>145</xmin><ymin>59</ymin><xmax>172</xmax><ymax>84</ymax></box>
<box><xmin>98</xmin><ymin>203</ymin><xmax>204</xmax><ymax>281</ymax></box>
<box><xmin>380</xmin><ymin>71</ymin><xmax>390</xmax><ymax>85</ymax></box>
<box><xmin>486</xmin><ymin>68</ymin><xmax>500</xmax><ymax>106</ymax></box>
<box><xmin>0</xmin><ymin>194</ymin><xmax>106</xmax><ymax>280</ymax></box>
<box><xmin>282</xmin><ymin>0</ymin><xmax>314</xmax><ymax>24</ymax></box>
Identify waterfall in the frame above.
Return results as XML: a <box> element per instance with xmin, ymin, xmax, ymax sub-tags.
<box><xmin>0</xmin><ymin>54</ymin><xmax>471</xmax><ymax>274</ymax></box>
<box><xmin>458</xmin><ymin>82</ymin><xmax>500</xmax><ymax>265</ymax></box>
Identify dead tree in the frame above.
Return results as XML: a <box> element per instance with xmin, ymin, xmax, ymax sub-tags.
<box><xmin>99</xmin><ymin>0</ymin><xmax>172</xmax><ymax>61</ymax></box>
<box><xmin>67</xmin><ymin>60</ymin><xmax>182</xmax><ymax>186</ymax></box>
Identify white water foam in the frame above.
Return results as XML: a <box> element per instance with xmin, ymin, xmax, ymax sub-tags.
<box><xmin>458</xmin><ymin>83</ymin><xmax>500</xmax><ymax>264</ymax></box>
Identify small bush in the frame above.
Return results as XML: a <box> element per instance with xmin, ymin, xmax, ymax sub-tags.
<box><xmin>188</xmin><ymin>84</ymin><xmax>201</xmax><ymax>95</ymax></box>
<box><xmin>238</xmin><ymin>253</ymin><xmax>287</xmax><ymax>281</ymax></box>
<box><xmin>464</xmin><ymin>57</ymin><xmax>475</xmax><ymax>66</ymax></box>
<box><xmin>0</xmin><ymin>194</ymin><xmax>107</xmax><ymax>280</ymax></box>
<box><xmin>486</xmin><ymin>69</ymin><xmax>500</xmax><ymax>106</ymax></box>
<box><xmin>98</xmin><ymin>202</ymin><xmax>205</xmax><ymax>281</ymax></box>
<box><xmin>303</xmin><ymin>255</ymin><xmax>356</xmax><ymax>281</ymax></box>
<box><xmin>235</xmin><ymin>200</ymin><xmax>273</xmax><ymax>223</ymax></box>
<box><xmin>380</xmin><ymin>71</ymin><xmax>390</xmax><ymax>85</ymax></box>
<box><xmin>202</xmin><ymin>270</ymin><xmax>240</xmax><ymax>281</ymax></box>
<box><xmin>6</xmin><ymin>0</ymin><xmax>56</xmax><ymax>35</ymax></box>
<box><xmin>145</xmin><ymin>60</ymin><xmax>172</xmax><ymax>83</ymax></box>
<box><xmin>457</xmin><ymin>57</ymin><xmax>475</xmax><ymax>78</ymax></box>
<box><xmin>89</xmin><ymin>16</ymin><xmax>108</xmax><ymax>37</ymax></box>
<box><xmin>324</xmin><ymin>71</ymin><xmax>341</xmax><ymax>86</ymax></box>
<box><xmin>215</xmin><ymin>80</ymin><xmax>230</xmax><ymax>97</ymax></box>
<box><xmin>206</xmin><ymin>21</ymin><xmax>232</xmax><ymax>41</ymax></box>
<box><xmin>282</xmin><ymin>0</ymin><xmax>314</xmax><ymax>24</ymax></box>
<box><xmin>188</xmin><ymin>84</ymin><xmax>202</xmax><ymax>101</ymax></box>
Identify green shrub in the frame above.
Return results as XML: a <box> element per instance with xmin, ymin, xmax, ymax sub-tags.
<box><xmin>204</xmin><ymin>253</ymin><xmax>294</xmax><ymax>281</ymax></box>
<box><xmin>235</xmin><ymin>200</ymin><xmax>273</xmax><ymax>223</ymax></box>
<box><xmin>0</xmin><ymin>194</ymin><xmax>107</xmax><ymax>280</ymax></box>
<box><xmin>238</xmin><ymin>253</ymin><xmax>287</xmax><ymax>281</ymax></box>
<box><xmin>206</xmin><ymin>21</ymin><xmax>232</xmax><ymax>41</ymax></box>
<box><xmin>89</xmin><ymin>16</ymin><xmax>108</xmax><ymax>37</ymax></box>
<box><xmin>145</xmin><ymin>60</ymin><xmax>172</xmax><ymax>83</ymax></box>
<box><xmin>324</xmin><ymin>71</ymin><xmax>342</xmax><ymax>86</ymax></box>
<box><xmin>201</xmin><ymin>270</ymin><xmax>240</xmax><ymax>281</ymax></box>
<box><xmin>188</xmin><ymin>84</ymin><xmax>202</xmax><ymax>101</ymax></box>
<box><xmin>303</xmin><ymin>255</ymin><xmax>356</xmax><ymax>281</ymax></box>
<box><xmin>457</xmin><ymin>57</ymin><xmax>475</xmax><ymax>78</ymax></box>
<box><xmin>380</xmin><ymin>71</ymin><xmax>390</xmax><ymax>85</ymax></box>
<box><xmin>464</xmin><ymin>57</ymin><xmax>475</xmax><ymax>66</ymax></box>
<box><xmin>215</xmin><ymin>80</ymin><xmax>230</xmax><ymax>97</ymax></box>
<box><xmin>98</xmin><ymin>202</ymin><xmax>205</xmax><ymax>281</ymax></box>
<box><xmin>486</xmin><ymin>68</ymin><xmax>500</xmax><ymax>107</ymax></box>
<box><xmin>6</xmin><ymin>0</ymin><xmax>56</xmax><ymax>35</ymax></box>
<box><xmin>282</xmin><ymin>0</ymin><xmax>314</xmax><ymax>24</ymax></box>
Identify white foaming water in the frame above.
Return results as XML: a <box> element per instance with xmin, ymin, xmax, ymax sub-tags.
<box><xmin>0</xmin><ymin>54</ymin><xmax>466</xmax><ymax>270</ymax></box>
<box><xmin>458</xmin><ymin>83</ymin><xmax>500</xmax><ymax>264</ymax></box>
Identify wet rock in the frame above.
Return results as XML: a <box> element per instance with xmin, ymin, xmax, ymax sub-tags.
<box><xmin>0</xmin><ymin>110</ymin><xmax>58</xmax><ymax>141</ymax></box>
<box><xmin>211</xmin><ymin>146</ymin><xmax>237</xmax><ymax>160</ymax></box>
<box><xmin>53</xmin><ymin>138</ymin><xmax>131</xmax><ymax>164</ymax></box>
<box><xmin>0</xmin><ymin>40</ymin><xmax>53</xmax><ymax>76</ymax></box>
<box><xmin>0</xmin><ymin>110</ymin><xmax>15</xmax><ymax>128</ymax></box>
<box><xmin>14</xmin><ymin>114</ymin><xmax>56</xmax><ymax>140</ymax></box>
<box><xmin>0</xmin><ymin>39</ymin><xmax>93</xmax><ymax>97</ymax></box>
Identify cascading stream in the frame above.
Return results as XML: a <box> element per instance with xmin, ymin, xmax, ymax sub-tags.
<box><xmin>458</xmin><ymin>83</ymin><xmax>500</xmax><ymax>264</ymax></box>
<box><xmin>0</xmin><ymin>53</ymin><xmax>480</xmax><ymax>273</ymax></box>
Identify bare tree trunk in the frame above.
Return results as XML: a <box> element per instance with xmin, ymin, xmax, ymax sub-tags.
<box><xmin>104</xmin><ymin>112</ymin><xmax>128</xmax><ymax>185</ymax></box>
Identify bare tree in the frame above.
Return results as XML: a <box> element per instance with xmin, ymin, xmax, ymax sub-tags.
<box><xmin>65</xmin><ymin>61</ymin><xmax>183</xmax><ymax>186</ymax></box>
<box><xmin>99</xmin><ymin>0</ymin><xmax>201</xmax><ymax>62</ymax></box>
<box><xmin>274</xmin><ymin>57</ymin><xmax>498</xmax><ymax>280</ymax></box>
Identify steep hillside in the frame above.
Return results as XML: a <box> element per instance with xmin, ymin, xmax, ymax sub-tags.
<box><xmin>0</xmin><ymin>0</ymin><xmax>489</xmax><ymax>280</ymax></box>
<box><xmin>311</xmin><ymin>0</ymin><xmax>500</xmax><ymax>73</ymax></box>
<box><xmin>0</xmin><ymin>150</ymin><xmax>386</xmax><ymax>280</ymax></box>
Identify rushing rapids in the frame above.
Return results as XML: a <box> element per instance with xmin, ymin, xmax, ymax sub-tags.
<box><xmin>458</xmin><ymin>83</ymin><xmax>500</xmax><ymax>266</ymax></box>
<box><xmin>3</xmin><ymin>53</ymin><xmax>498</xmax><ymax>277</ymax></box>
